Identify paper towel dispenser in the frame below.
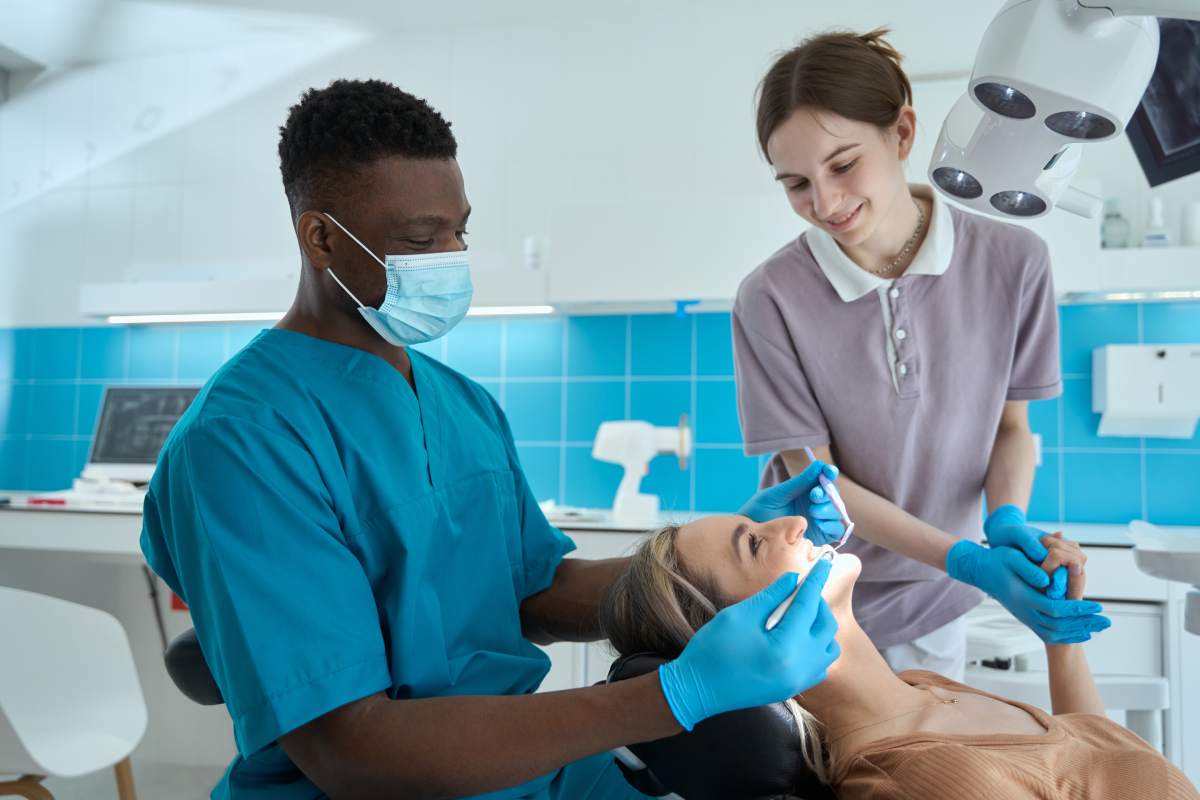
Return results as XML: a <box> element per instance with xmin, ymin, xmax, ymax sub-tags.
<box><xmin>1093</xmin><ymin>344</ymin><xmax>1200</xmax><ymax>438</ymax></box>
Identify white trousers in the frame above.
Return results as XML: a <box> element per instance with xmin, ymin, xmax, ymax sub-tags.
<box><xmin>879</xmin><ymin>614</ymin><xmax>968</xmax><ymax>683</ymax></box>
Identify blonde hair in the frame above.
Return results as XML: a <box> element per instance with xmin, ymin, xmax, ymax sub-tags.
<box><xmin>599</xmin><ymin>525</ymin><xmax>831</xmax><ymax>785</ymax></box>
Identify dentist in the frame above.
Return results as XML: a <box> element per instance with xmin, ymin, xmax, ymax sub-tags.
<box><xmin>141</xmin><ymin>79</ymin><xmax>842</xmax><ymax>800</ymax></box>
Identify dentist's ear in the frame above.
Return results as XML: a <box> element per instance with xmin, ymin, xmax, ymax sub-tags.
<box><xmin>297</xmin><ymin>211</ymin><xmax>336</xmax><ymax>271</ymax></box>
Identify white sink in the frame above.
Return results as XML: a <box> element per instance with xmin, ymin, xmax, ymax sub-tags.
<box><xmin>1129</xmin><ymin>521</ymin><xmax>1200</xmax><ymax>635</ymax></box>
<box><xmin>1133</xmin><ymin>547</ymin><xmax>1200</xmax><ymax>586</ymax></box>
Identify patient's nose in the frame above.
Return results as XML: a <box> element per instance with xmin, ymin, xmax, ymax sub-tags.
<box><xmin>776</xmin><ymin>516</ymin><xmax>808</xmax><ymax>545</ymax></box>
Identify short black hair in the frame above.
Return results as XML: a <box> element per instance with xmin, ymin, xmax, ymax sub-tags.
<box><xmin>278</xmin><ymin>79</ymin><xmax>457</xmax><ymax>215</ymax></box>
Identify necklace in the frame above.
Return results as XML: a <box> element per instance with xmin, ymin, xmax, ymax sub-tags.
<box><xmin>866</xmin><ymin>201</ymin><xmax>926</xmax><ymax>277</ymax></box>
<box><xmin>825</xmin><ymin>685</ymin><xmax>958</xmax><ymax>744</ymax></box>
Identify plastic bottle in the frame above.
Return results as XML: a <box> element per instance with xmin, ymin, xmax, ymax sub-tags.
<box><xmin>1101</xmin><ymin>198</ymin><xmax>1130</xmax><ymax>249</ymax></box>
<box><xmin>1142</xmin><ymin>197</ymin><xmax>1170</xmax><ymax>248</ymax></box>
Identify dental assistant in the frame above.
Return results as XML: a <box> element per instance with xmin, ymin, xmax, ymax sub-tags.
<box><xmin>732</xmin><ymin>30</ymin><xmax>1109</xmax><ymax>680</ymax></box>
<box><xmin>140</xmin><ymin>79</ymin><xmax>844</xmax><ymax>800</ymax></box>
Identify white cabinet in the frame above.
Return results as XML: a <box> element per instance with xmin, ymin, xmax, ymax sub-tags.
<box><xmin>1093</xmin><ymin>246</ymin><xmax>1200</xmax><ymax>295</ymax></box>
<box><xmin>542</xmin><ymin>78</ymin><xmax>1113</xmax><ymax>307</ymax></box>
<box><xmin>546</xmin><ymin>193</ymin><xmax>799</xmax><ymax>306</ymax></box>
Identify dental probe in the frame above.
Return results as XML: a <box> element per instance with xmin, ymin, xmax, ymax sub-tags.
<box><xmin>804</xmin><ymin>446</ymin><xmax>855</xmax><ymax>548</ymax></box>
<box><xmin>765</xmin><ymin>548</ymin><xmax>836</xmax><ymax>631</ymax></box>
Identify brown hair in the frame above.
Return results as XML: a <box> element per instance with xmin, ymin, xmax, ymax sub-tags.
<box><xmin>600</xmin><ymin>525</ymin><xmax>831</xmax><ymax>784</ymax></box>
<box><xmin>755</xmin><ymin>28</ymin><xmax>913</xmax><ymax>162</ymax></box>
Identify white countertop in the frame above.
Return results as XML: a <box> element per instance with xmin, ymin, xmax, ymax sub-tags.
<box><xmin>5</xmin><ymin>490</ymin><xmax>1197</xmax><ymax>555</ymax></box>
<box><xmin>0</xmin><ymin>496</ymin><xmax>143</xmax><ymax>558</ymax></box>
<box><xmin>543</xmin><ymin>506</ymin><xmax>1194</xmax><ymax>548</ymax></box>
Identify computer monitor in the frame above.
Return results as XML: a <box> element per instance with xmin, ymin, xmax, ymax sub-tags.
<box><xmin>1126</xmin><ymin>18</ymin><xmax>1200</xmax><ymax>187</ymax></box>
<box><xmin>82</xmin><ymin>386</ymin><xmax>200</xmax><ymax>484</ymax></box>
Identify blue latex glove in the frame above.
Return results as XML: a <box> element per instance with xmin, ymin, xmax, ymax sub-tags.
<box><xmin>737</xmin><ymin>460</ymin><xmax>845</xmax><ymax>545</ymax></box>
<box><xmin>985</xmin><ymin>505</ymin><xmax>1068</xmax><ymax>599</ymax></box>
<box><xmin>946</xmin><ymin>540</ymin><xmax>1111</xmax><ymax>644</ymax></box>
<box><xmin>659</xmin><ymin>560</ymin><xmax>840</xmax><ymax>731</ymax></box>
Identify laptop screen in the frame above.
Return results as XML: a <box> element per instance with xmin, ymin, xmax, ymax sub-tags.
<box><xmin>89</xmin><ymin>387</ymin><xmax>200</xmax><ymax>465</ymax></box>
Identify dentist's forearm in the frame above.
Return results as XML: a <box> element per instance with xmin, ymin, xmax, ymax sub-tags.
<box><xmin>782</xmin><ymin>448</ymin><xmax>957</xmax><ymax>571</ymax></box>
<box><xmin>984</xmin><ymin>421</ymin><xmax>1037</xmax><ymax>515</ymax></box>
<box><xmin>280</xmin><ymin>673</ymin><xmax>681</xmax><ymax>799</ymax></box>
<box><xmin>520</xmin><ymin>557</ymin><xmax>631</xmax><ymax>644</ymax></box>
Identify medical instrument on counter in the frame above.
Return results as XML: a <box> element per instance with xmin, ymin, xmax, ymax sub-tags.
<box><xmin>18</xmin><ymin>386</ymin><xmax>198</xmax><ymax>513</ymax></box>
<box><xmin>592</xmin><ymin>415</ymin><xmax>692</xmax><ymax>526</ymax></box>
<box><xmin>929</xmin><ymin>0</ymin><xmax>1200</xmax><ymax>219</ymax></box>
<box><xmin>803</xmin><ymin>446</ymin><xmax>854</xmax><ymax>548</ymax></box>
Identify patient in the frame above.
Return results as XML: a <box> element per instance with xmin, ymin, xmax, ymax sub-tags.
<box><xmin>600</xmin><ymin>515</ymin><xmax>1199</xmax><ymax>799</ymax></box>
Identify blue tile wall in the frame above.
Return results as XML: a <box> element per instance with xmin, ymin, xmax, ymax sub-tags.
<box><xmin>0</xmin><ymin>322</ymin><xmax>262</xmax><ymax>491</ymax></box>
<box><xmin>1</xmin><ymin>303</ymin><xmax>1199</xmax><ymax>525</ymax></box>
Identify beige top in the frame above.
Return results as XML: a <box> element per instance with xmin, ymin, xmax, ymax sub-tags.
<box><xmin>832</xmin><ymin>671</ymin><xmax>1198</xmax><ymax>800</ymax></box>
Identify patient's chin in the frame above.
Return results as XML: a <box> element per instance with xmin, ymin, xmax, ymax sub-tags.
<box><xmin>821</xmin><ymin>553</ymin><xmax>861</xmax><ymax>609</ymax></box>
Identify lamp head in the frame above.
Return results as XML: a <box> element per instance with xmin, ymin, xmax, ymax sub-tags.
<box><xmin>930</xmin><ymin>0</ymin><xmax>1160</xmax><ymax>218</ymax></box>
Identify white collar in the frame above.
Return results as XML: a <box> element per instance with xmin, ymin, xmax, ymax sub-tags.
<box><xmin>806</xmin><ymin>184</ymin><xmax>955</xmax><ymax>303</ymax></box>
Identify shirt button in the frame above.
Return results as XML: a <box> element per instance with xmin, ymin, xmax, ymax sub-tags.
<box><xmin>889</xmin><ymin>288</ymin><xmax>900</xmax><ymax>299</ymax></box>
<box><xmin>895</xmin><ymin>328</ymin><xmax>907</xmax><ymax>341</ymax></box>
<box><xmin>898</xmin><ymin>363</ymin><xmax>909</xmax><ymax>376</ymax></box>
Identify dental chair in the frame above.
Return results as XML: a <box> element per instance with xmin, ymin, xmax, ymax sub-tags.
<box><xmin>605</xmin><ymin>653</ymin><xmax>835</xmax><ymax>800</ymax></box>
<box><xmin>164</xmin><ymin>629</ymin><xmax>833</xmax><ymax>799</ymax></box>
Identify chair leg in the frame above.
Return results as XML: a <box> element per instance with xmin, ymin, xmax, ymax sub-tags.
<box><xmin>113</xmin><ymin>758</ymin><xmax>137</xmax><ymax>800</ymax></box>
<box><xmin>0</xmin><ymin>774</ymin><xmax>54</xmax><ymax>800</ymax></box>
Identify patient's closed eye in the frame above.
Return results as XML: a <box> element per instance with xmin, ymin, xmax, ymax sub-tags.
<box><xmin>749</xmin><ymin>533</ymin><xmax>762</xmax><ymax>557</ymax></box>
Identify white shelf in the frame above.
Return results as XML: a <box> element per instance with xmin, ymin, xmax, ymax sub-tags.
<box><xmin>78</xmin><ymin>269</ymin><xmax>548</xmax><ymax>320</ymax></box>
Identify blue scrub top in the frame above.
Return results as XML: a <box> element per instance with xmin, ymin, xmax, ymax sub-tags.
<box><xmin>141</xmin><ymin>329</ymin><xmax>577</xmax><ymax>799</ymax></box>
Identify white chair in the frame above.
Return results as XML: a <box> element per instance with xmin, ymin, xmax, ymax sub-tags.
<box><xmin>964</xmin><ymin>599</ymin><xmax>1170</xmax><ymax>750</ymax></box>
<box><xmin>0</xmin><ymin>586</ymin><xmax>147</xmax><ymax>800</ymax></box>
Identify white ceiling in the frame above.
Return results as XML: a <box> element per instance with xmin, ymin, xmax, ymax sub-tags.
<box><xmin>140</xmin><ymin>0</ymin><xmax>1006</xmax><ymax>78</ymax></box>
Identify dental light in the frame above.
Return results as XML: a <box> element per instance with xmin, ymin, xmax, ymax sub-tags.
<box><xmin>929</xmin><ymin>0</ymin><xmax>1200</xmax><ymax>219</ymax></box>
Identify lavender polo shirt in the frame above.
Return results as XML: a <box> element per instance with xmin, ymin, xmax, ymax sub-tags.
<box><xmin>732</xmin><ymin>186</ymin><xmax>1062</xmax><ymax>648</ymax></box>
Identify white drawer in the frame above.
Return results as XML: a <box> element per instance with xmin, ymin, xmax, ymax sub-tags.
<box><xmin>1019</xmin><ymin>601</ymin><xmax>1163</xmax><ymax>676</ymax></box>
<box><xmin>1082</xmin><ymin>546</ymin><xmax>1169</xmax><ymax>602</ymax></box>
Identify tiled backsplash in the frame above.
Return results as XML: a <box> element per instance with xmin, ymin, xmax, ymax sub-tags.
<box><xmin>1</xmin><ymin>303</ymin><xmax>1198</xmax><ymax>524</ymax></box>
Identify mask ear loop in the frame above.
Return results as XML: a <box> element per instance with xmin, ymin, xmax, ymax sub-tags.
<box><xmin>320</xmin><ymin>212</ymin><xmax>387</xmax><ymax>308</ymax></box>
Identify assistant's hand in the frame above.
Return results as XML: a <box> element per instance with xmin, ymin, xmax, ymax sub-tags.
<box><xmin>737</xmin><ymin>460</ymin><xmax>845</xmax><ymax>545</ymax></box>
<box><xmin>946</xmin><ymin>540</ymin><xmax>1111</xmax><ymax>645</ymax></box>
<box><xmin>658</xmin><ymin>560</ymin><xmax>840</xmax><ymax>731</ymax></box>
<box><xmin>985</xmin><ymin>505</ymin><xmax>1067</xmax><ymax>599</ymax></box>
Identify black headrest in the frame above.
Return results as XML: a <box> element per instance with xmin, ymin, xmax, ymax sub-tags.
<box><xmin>608</xmin><ymin>653</ymin><xmax>834</xmax><ymax>800</ymax></box>
<box><xmin>164</xmin><ymin>628</ymin><xmax>224</xmax><ymax>706</ymax></box>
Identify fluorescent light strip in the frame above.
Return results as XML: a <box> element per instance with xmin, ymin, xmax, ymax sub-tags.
<box><xmin>466</xmin><ymin>305</ymin><xmax>555</xmax><ymax>317</ymax></box>
<box><xmin>108</xmin><ymin>312</ymin><xmax>286</xmax><ymax>325</ymax></box>
<box><xmin>1101</xmin><ymin>290</ymin><xmax>1200</xmax><ymax>302</ymax></box>
<box><xmin>107</xmin><ymin>305</ymin><xmax>556</xmax><ymax>325</ymax></box>
<box><xmin>1061</xmin><ymin>289</ymin><xmax>1200</xmax><ymax>304</ymax></box>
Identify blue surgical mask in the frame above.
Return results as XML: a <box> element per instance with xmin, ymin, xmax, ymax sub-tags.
<box><xmin>322</xmin><ymin>212</ymin><xmax>473</xmax><ymax>347</ymax></box>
